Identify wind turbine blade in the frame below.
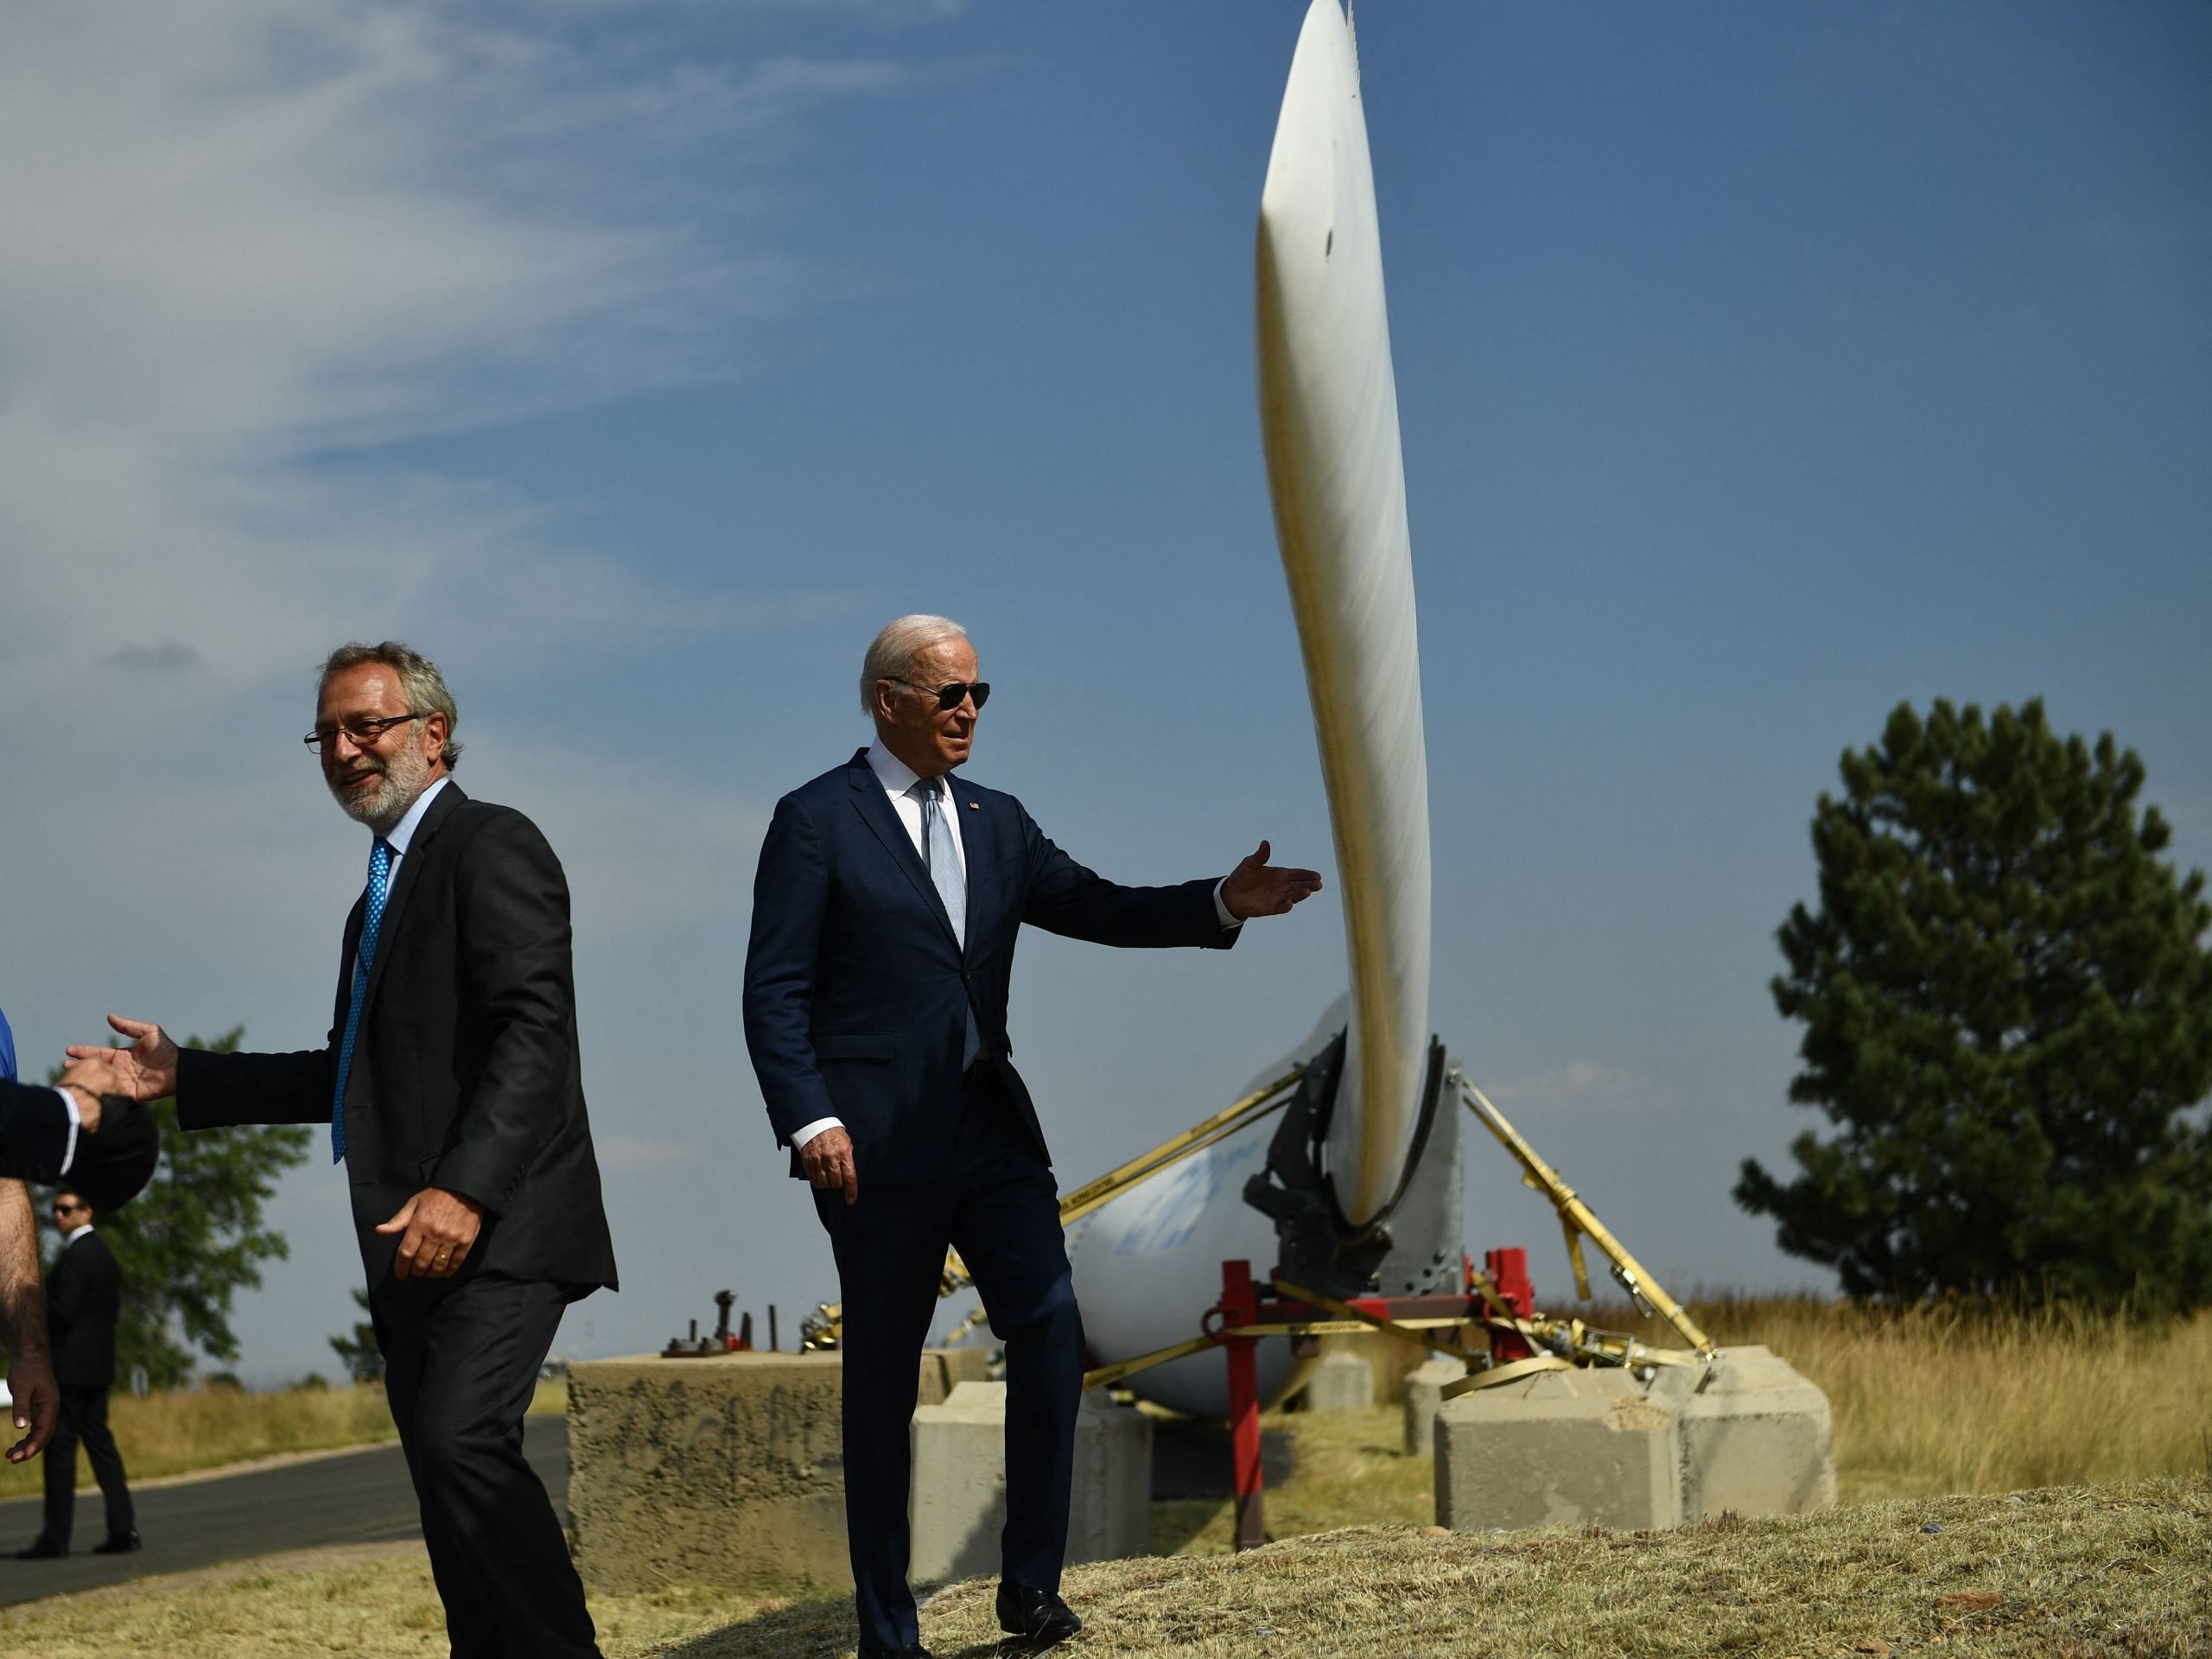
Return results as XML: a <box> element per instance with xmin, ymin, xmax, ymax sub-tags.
<box><xmin>1255</xmin><ymin>0</ymin><xmax>1432</xmax><ymax>1227</ymax></box>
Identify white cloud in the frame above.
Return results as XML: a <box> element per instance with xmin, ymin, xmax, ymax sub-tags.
<box><xmin>0</xmin><ymin>0</ymin><xmax>907</xmax><ymax>709</ymax></box>
<box><xmin>0</xmin><ymin>0</ymin><xmax>907</xmax><ymax>1169</ymax></box>
<box><xmin>1484</xmin><ymin>1060</ymin><xmax>1678</xmax><ymax>1120</ymax></box>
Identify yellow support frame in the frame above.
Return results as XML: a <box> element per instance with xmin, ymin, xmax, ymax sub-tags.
<box><xmin>1456</xmin><ymin>1071</ymin><xmax>1715</xmax><ymax>1358</ymax></box>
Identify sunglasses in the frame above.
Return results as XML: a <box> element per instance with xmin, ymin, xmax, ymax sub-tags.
<box><xmin>889</xmin><ymin>677</ymin><xmax>990</xmax><ymax>712</ymax></box>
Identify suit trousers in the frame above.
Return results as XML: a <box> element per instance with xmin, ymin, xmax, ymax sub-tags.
<box><xmin>372</xmin><ymin>1274</ymin><xmax>600</xmax><ymax>1659</ymax></box>
<box><xmin>41</xmin><ymin>1385</ymin><xmax>134</xmax><ymax>1548</ymax></box>
<box><xmin>817</xmin><ymin>1067</ymin><xmax>1085</xmax><ymax>1652</ymax></box>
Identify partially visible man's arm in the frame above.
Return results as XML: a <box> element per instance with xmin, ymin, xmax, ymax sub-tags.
<box><xmin>0</xmin><ymin>1078</ymin><xmax>76</xmax><ymax>1184</ymax></box>
<box><xmin>0</xmin><ymin>1179</ymin><xmax>58</xmax><ymax>1463</ymax></box>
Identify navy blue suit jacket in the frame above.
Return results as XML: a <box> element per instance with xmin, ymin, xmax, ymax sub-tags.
<box><xmin>0</xmin><ymin>1078</ymin><xmax>71</xmax><ymax>1185</ymax></box>
<box><xmin>743</xmin><ymin>749</ymin><xmax>1237</xmax><ymax>1184</ymax></box>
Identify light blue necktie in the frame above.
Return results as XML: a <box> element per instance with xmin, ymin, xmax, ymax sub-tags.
<box><xmin>915</xmin><ymin>779</ymin><xmax>982</xmax><ymax>1070</ymax></box>
<box><xmin>331</xmin><ymin>838</ymin><xmax>393</xmax><ymax>1163</ymax></box>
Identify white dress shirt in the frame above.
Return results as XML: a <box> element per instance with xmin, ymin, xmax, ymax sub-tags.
<box><xmin>790</xmin><ymin>743</ymin><xmax>1240</xmax><ymax>1154</ymax></box>
<box><xmin>335</xmin><ymin>774</ymin><xmax>448</xmax><ymax>980</ymax></box>
<box><xmin>383</xmin><ymin>774</ymin><xmax>451</xmax><ymax>871</ymax></box>
<box><xmin>53</xmin><ymin>1090</ymin><xmax>81</xmax><ymax>1174</ymax></box>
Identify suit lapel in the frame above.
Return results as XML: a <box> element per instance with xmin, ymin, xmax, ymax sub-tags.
<box><xmin>845</xmin><ymin>752</ymin><xmax>960</xmax><ymax>948</ymax></box>
<box><xmin>361</xmin><ymin>779</ymin><xmax>466</xmax><ymax>1014</ymax></box>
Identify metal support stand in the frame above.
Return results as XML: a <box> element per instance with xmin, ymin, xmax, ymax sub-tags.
<box><xmin>1217</xmin><ymin>1260</ymin><xmax>1268</xmax><ymax>1552</ymax></box>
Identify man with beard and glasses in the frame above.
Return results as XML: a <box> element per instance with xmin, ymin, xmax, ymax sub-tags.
<box><xmin>77</xmin><ymin>641</ymin><xmax>616</xmax><ymax>1659</ymax></box>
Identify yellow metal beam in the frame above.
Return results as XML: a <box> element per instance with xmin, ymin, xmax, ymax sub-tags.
<box><xmin>1272</xmin><ymin>1278</ymin><xmax>1478</xmax><ymax>1362</ymax></box>
<box><xmin>1457</xmin><ymin>1075</ymin><xmax>1715</xmax><ymax>1357</ymax></box>
<box><xmin>1082</xmin><ymin>1333</ymin><xmax>1221</xmax><ymax>1391</ymax></box>
<box><xmin>1056</xmin><ymin>1066</ymin><xmax>1305</xmax><ymax>1227</ymax></box>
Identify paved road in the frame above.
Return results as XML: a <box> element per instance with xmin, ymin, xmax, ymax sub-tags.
<box><xmin>0</xmin><ymin>1417</ymin><xmax>568</xmax><ymax>1607</ymax></box>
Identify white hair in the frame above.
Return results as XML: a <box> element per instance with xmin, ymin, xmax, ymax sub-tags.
<box><xmin>860</xmin><ymin>614</ymin><xmax>968</xmax><ymax>715</ymax></box>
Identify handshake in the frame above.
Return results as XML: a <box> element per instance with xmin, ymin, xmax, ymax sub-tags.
<box><xmin>39</xmin><ymin>1046</ymin><xmax>161</xmax><ymax>1216</ymax></box>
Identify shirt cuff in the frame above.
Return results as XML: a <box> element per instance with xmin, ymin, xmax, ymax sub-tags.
<box><xmin>791</xmin><ymin>1116</ymin><xmax>844</xmax><ymax>1151</ymax></box>
<box><xmin>1212</xmin><ymin>879</ymin><xmax>1244</xmax><ymax>931</ymax></box>
<box><xmin>54</xmin><ymin>1088</ymin><xmax>81</xmax><ymax>1175</ymax></box>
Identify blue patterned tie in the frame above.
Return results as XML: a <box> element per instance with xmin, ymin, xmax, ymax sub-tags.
<box><xmin>916</xmin><ymin>779</ymin><xmax>982</xmax><ymax>1070</ymax></box>
<box><xmin>331</xmin><ymin>838</ymin><xmax>393</xmax><ymax>1163</ymax></box>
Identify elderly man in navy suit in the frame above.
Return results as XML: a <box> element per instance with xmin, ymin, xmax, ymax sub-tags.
<box><xmin>743</xmin><ymin>614</ymin><xmax>1320</xmax><ymax>1657</ymax></box>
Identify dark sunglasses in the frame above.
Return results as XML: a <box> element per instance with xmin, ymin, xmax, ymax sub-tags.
<box><xmin>889</xmin><ymin>677</ymin><xmax>990</xmax><ymax>712</ymax></box>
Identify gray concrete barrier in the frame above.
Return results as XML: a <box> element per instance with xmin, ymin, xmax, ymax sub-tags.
<box><xmin>1433</xmin><ymin>1349</ymin><xmax>1836</xmax><ymax>1534</ymax></box>
<box><xmin>568</xmin><ymin>1346</ymin><xmax>991</xmax><ymax>1593</ymax></box>
<box><xmin>1401</xmin><ymin>1355</ymin><xmax>1466</xmax><ymax>1455</ymax></box>
<box><xmin>1433</xmin><ymin>1364</ymin><xmax>1681</xmax><ymax>1532</ymax></box>
<box><xmin>907</xmin><ymin>1382</ymin><xmax>1152</xmax><ymax>1585</ymax></box>
<box><xmin>1296</xmin><ymin>1349</ymin><xmax>1376</xmax><ymax>1414</ymax></box>
<box><xmin>1654</xmin><ymin>1344</ymin><xmax>1836</xmax><ymax>1520</ymax></box>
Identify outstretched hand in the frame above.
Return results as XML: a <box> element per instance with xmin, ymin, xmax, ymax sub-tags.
<box><xmin>1220</xmin><ymin>840</ymin><xmax>1324</xmax><ymax>920</ymax></box>
<box><xmin>66</xmin><ymin>1014</ymin><xmax>179</xmax><ymax>1103</ymax></box>
<box><xmin>55</xmin><ymin>1055</ymin><xmax>127</xmax><ymax>1131</ymax></box>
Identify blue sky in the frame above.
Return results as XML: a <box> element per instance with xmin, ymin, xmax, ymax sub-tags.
<box><xmin>3</xmin><ymin>1</ymin><xmax>2205</xmax><ymax>1382</ymax></box>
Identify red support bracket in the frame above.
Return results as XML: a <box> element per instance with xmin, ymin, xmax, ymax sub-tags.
<box><xmin>1215</xmin><ymin>1259</ymin><xmax>1267</xmax><ymax>1552</ymax></box>
<box><xmin>1484</xmin><ymin>1246</ymin><xmax>1537</xmax><ymax>1363</ymax></box>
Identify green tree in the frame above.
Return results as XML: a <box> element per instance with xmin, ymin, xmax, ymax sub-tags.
<box><xmin>1736</xmin><ymin>699</ymin><xmax>2212</xmax><ymax>1308</ymax></box>
<box><xmin>43</xmin><ymin>1028</ymin><xmax>315</xmax><ymax>1386</ymax></box>
<box><xmin>330</xmin><ymin>1287</ymin><xmax>383</xmax><ymax>1384</ymax></box>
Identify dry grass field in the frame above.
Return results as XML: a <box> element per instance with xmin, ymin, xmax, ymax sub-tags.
<box><xmin>3</xmin><ymin>1296</ymin><xmax>2205</xmax><ymax>1656</ymax></box>
<box><xmin>0</xmin><ymin>1478</ymin><xmax>2202</xmax><ymax>1657</ymax></box>
<box><xmin>1568</xmin><ymin>1294</ymin><xmax>2212</xmax><ymax>1505</ymax></box>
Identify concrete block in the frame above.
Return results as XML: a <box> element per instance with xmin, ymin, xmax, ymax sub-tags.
<box><xmin>569</xmin><ymin>1351</ymin><xmax>849</xmax><ymax>1594</ymax></box>
<box><xmin>1434</xmin><ymin>1365</ymin><xmax>1681</xmax><ymax>1532</ymax></box>
<box><xmin>1654</xmin><ymin>1345</ymin><xmax>1836</xmax><ymax>1520</ymax></box>
<box><xmin>1299</xmin><ymin>1349</ymin><xmax>1375</xmax><ymax>1414</ymax></box>
<box><xmin>568</xmin><ymin>1346</ymin><xmax>989</xmax><ymax>1593</ymax></box>
<box><xmin>1069</xmin><ymin>1385</ymin><xmax>1153</xmax><ymax>1565</ymax></box>
<box><xmin>1402</xmin><ymin>1356</ymin><xmax>1469</xmax><ymax>1455</ymax></box>
<box><xmin>907</xmin><ymin>1382</ymin><xmax>1152</xmax><ymax>1585</ymax></box>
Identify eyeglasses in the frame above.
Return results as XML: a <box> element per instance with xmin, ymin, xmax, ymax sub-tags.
<box><xmin>53</xmin><ymin>1202</ymin><xmax>86</xmax><ymax>1216</ymax></box>
<box><xmin>303</xmin><ymin>712</ymin><xmax>429</xmax><ymax>753</ymax></box>
<box><xmin>888</xmin><ymin>678</ymin><xmax>990</xmax><ymax>712</ymax></box>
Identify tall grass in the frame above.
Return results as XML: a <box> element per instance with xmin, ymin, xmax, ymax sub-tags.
<box><xmin>1567</xmin><ymin>1292</ymin><xmax>2212</xmax><ymax>1503</ymax></box>
<box><xmin>0</xmin><ymin>1382</ymin><xmax>396</xmax><ymax>1502</ymax></box>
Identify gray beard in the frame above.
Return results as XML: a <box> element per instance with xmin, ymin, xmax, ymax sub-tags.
<box><xmin>331</xmin><ymin>741</ymin><xmax>432</xmax><ymax>835</ymax></box>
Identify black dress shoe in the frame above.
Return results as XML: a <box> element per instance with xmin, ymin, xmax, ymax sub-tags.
<box><xmin>997</xmin><ymin>1583</ymin><xmax>1082</xmax><ymax>1645</ymax></box>
<box><xmin>10</xmin><ymin>1535</ymin><xmax>66</xmax><ymax>1560</ymax></box>
<box><xmin>92</xmin><ymin>1529</ymin><xmax>142</xmax><ymax>1554</ymax></box>
<box><xmin>855</xmin><ymin>1646</ymin><xmax>934</xmax><ymax>1658</ymax></box>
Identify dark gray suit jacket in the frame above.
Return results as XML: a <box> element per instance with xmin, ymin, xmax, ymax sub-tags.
<box><xmin>176</xmin><ymin>784</ymin><xmax>617</xmax><ymax>1294</ymax></box>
